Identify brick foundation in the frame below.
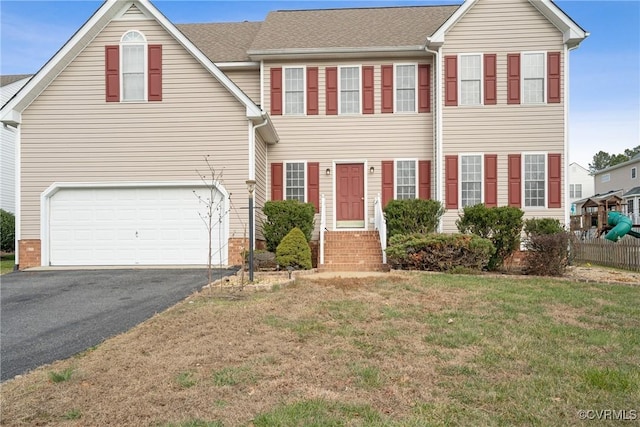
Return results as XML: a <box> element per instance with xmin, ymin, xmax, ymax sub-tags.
<box><xmin>18</xmin><ymin>239</ymin><xmax>41</xmax><ymax>270</ymax></box>
<box><xmin>227</xmin><ymin>239</ymin><xmax>267</xmax><ymax>266</ymax></box>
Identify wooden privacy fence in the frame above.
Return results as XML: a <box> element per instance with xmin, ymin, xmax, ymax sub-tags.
<box><xmin>573</xmin><ymin>238</ymin><xmax>640</xmax><ymax>272</ymax></box>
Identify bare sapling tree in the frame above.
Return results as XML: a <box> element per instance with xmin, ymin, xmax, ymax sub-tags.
<box><xmin>194</xmin><ymin>155</ymin><xmax>228</xmax><ymax>289</ymax></box>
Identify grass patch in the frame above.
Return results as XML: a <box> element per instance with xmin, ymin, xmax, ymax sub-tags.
<box><xmin>1</xmin><ymin>253</ymin><xmax>15</xmax><ymax>275</ymax></box>
<box><xmin>48</xmin><ymin>367</ymin><xmax>74</xmax><ymax>383</ymax></box>
<box><xmin>175</xmin><ymin>371</ymin><xmax>197</xmax><ymax>388</ymax></box>
<box><xmin>62</xmin><ymin>409</ymin><xmax>81</xmax><ymax>420</ymax></box>
<box><xmin>2</xmin><ymin>272</ymin><xmax>638</xmax><ymax>426</ymax></box>
<box><xmin>212</xmin><ymin>366</ymin><xmax>256</xmax><ymax>387</ymax></box>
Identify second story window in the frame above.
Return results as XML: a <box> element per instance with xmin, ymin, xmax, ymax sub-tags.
<box><xmin>284</xmin><ymin>67</ymin><xmax>304</xmax><ymax>115</ymax></box>
<box><xmin>523</xmin><ymin>52</ymin><xmax>545</xmax><ymax>104</ymax></box>
<box><xmin>632</xmin><ymin>167</ymin><xmax>637</xmax><ymax>179</ymax></box>
<box><xmin>570</xmin><ymin>183</ymin><xmax>582</xmax><ymax>199</ymax></box>
<box><xmin>460</xmin><ymin>54</ymin><xmax>481</xmax><ymax>105</ymax></box>
<box><xmin>121</xmin><ymin>30</ymin><xmax>146</xmax><ymax>101</ymax></box>
<box><xmin>395</xmin><ymin>64</ymin><xmax>416</xmax><ymax>112</ymax></box>
<box><xmin>340</xmin><ymin>66</ymin><xmax>360</xmax><ymax>114</ymax></box>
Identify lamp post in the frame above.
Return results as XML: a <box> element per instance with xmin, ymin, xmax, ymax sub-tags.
<box><xmin>246</xmin><ymin>179</ymin><xmax>256</xmax><ymax>282</ymax></box>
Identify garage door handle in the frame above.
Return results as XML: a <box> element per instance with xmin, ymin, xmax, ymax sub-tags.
<box><xmin>135</xmin><ymin>231</ymin><xmax>139</xmax><ymax>238</ymax></box>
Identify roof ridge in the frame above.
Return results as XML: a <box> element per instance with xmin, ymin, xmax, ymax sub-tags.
<box><xmin>273</xmin><ymin>4</ymin><xmax>460</xmax><ymax>13</ymax></box>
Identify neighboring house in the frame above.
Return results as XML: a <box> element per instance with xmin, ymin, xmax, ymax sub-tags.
<box><xmin>0</xmin><ymin>0</ymin><xmax>587</xmax><ymax>270</ymax></box>
<box><xmin>594</xmin><ymin>154</ymin><xmax>640</xmax><ymax>224</ymax></box>
<box><xmin>1</xmin><ymin>75</ymin><xmax>31</xmax><ymax>213</ymax></box>
<box><xmin>568</xmin><ymin>162</ymin><xmax>594</xmax><ymax>212</ymax></box>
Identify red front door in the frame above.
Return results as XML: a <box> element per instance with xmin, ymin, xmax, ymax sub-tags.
<box><xmin>336</xmin><ymin>163</ymin><xmax>364</xmax><ymax>225</ymax></box>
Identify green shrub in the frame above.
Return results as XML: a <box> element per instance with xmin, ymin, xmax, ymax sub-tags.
<box><xmin>0</xmin><ymin>209</ymin><xmax>15</xmax><ymax>253</ymax></box>
<box><xmin>524</xmin><ymin>218</ymin><xmax>565</xmax><ymax>237</ymax></box>
<box><xmin>384</xmin><ymin>199</ymin><xmax>444</xmax><ymax>239</ymax></box>
<box><xmin>262</xmin><ymin>200</ymin><xmax>315</xmax><ymax>252</ymax></box>
<box><xmin>456</xmin><ymin>205</ymin><xmax>523</xmax><ymax>271</ymax></box>
<box><xmin>385</xmin><ymin>233</ymin><xmax>495</xmax><ymax>272</ymax></box>
<box><xmin>276</xmin><ymin>227</ymin><xmax>312</xmax><ymax>270</ymax></box>
<box><xmin>522</xmin><ymin>218</ymin><xmax>572</xmax><ymax>276</ymax></box>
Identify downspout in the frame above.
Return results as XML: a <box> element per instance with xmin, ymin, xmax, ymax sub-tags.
<box><xmin>14</xmin><ymin>123</ymin><xmax>21</xmax><ymax>267</ymax></box>
<box><xmin>425</xmin><ymin>42</ymin><xmax>444</xmax><ymax>232</ymax></box>
<box><xmin>248</xmin><ymin>115</ymin><xmax>270</xmax><ymax>250</ymax></box>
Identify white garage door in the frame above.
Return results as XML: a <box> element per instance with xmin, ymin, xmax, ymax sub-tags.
<box><xmin>49</xmin><ymin>186</ymin><xmax>226</xmax><ymax>266</ymax></box>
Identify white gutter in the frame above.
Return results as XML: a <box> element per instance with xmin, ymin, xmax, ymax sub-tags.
<box><xmin>260</xmin><ymin>60</ymin><xmax>265</xmax><ymax>110</ymax></box>
<box><xmin>425</xmin><ymin>42</ymin><xmax>444</xmax><ymax>232</ymax></box>
<box><xmin>565</xmin><ymin>44</ymin><xmax>578</xmax><ymax>227</ymax></box>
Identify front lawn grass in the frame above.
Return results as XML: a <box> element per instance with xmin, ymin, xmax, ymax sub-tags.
<box><xmin>1</xmin><ymin>253</ymin><xmax>15</xmax><ymax>275</ymax></box>
<box><xmin>1</xmin><ymin>273</ymin><xmax>638</xmax><ymax>426</ymax></box>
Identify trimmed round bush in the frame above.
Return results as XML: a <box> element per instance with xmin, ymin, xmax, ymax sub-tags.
<box><xmin>384</xmin><ymin>199</ymin><xmax>444</xmax><ymax>239</ymax></box>
<box><xmin>276</xmin><ymin>227</ymin><xmax>312</xmax><ymax>270</ymax></box>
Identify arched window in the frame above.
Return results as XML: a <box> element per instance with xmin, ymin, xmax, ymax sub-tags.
<box><xmin>120</xmin><ymin>30</ymin><xmax>146</xmax><ymax>101</ymax></box>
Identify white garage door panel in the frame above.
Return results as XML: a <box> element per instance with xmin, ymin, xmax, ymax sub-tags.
<box><xmin>49</xmin><ymin>187</ymin><xmax>225</xmax><ymax>266</ymax></box>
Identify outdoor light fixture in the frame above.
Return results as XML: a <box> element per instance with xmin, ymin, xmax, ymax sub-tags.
<box><xmin>325</xmin><ymin>168</ymin><xmax>331</xmax><ymax>176</ymax></box>
<box><xmin>246</xmin><ymin>179</ymin><xmax>256</xmax><ymax>282</ymax></box>
<box><xmin>369</xmin><ymin>166</ymin><xmax>375</xmax><ymax>174</ymax></box>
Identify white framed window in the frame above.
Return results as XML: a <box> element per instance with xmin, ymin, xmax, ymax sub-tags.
<box><xmin>632</xmin><ymin>167</ymin><xmax>637</xmax><ymax>179</ymax></box>
<box><xmin>459</xmin><ymin>54</ymin><xmax>482</xmax><ymax>106</ymax></box>
<box><xmin>524</xmin><ymin>153</ymin><xmax>546</xmax><ymax>207</ymax></box>
<box><xmin>601</xmin><ymin>173</ymin><xmax>611</xmax><ymax>183</ymax></box>
<box><xmin>120</xmin><ymin>30</ymin><xmax>147</xmax><ymax>101</ymax></box>
<box><xmin>522</xmin><ymin>52</ymin><xmax>545</xmax><ymax>104</ymax></box>
<box><xmin>395</xmin><ymin>160</ymin><xmax>417</xmax><ymax>200</ymax></box>
<box><xmin>460</xmin><ymin>154</ymin><xmax>483</xmax><ymax>206</ymax></box>
<box><xmin>395</xmin><ymin>64</ymin><xmax>417</xmax><ymax>112</ymax></box>
<box><xmin>284</xmin><ymin>67</ymin><xmax>305</xmax><ymax>115</ymax></box>
<box><xmin>570</xmin><ymin>183</ymin><xmax>582</xmax><ymax>199</ymax></box>
<box><xmin>285</xmin><ymin>162</ymin><xmax>306</xmax><ymax>202</ymax></box>
<box><xmin>339</xmin><ymin>66</ymin><xmax>360</xmax><ymax>114</ymax></box>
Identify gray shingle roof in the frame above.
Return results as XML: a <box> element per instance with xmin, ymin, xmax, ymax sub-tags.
<box><xmin>623</xmin><ymin>186</ymin><xmax>640</xmax><ymax>197</ymax></box>
<box><xmin>177</xmin><ymin>22</ymin><xmax>262</xmax><ymax>62</ymax></box>
<box><xmin>1</xmin><ymin>74</ymin><xmax>32</xmax><ymax>87</ymax></box>
<box><xmin>249</xmin><ymin>5</ymin><xmax>459</xmax><ymax>52</ymax></box>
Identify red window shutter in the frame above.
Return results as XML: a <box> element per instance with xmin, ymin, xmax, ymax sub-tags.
<box><xmin>381</xmin><ymin>65</ymin><xmax>393</xmax><ymax>113</ymax></box>
<box><xmin>307</xmin><ymin>162</ymin><xmax>320</xmax><ymax>212</ymax></box>
<box><xmin>418</xmin><ymin>64</ymin><xmax>431</xmax><ymax>113</ymax></box>
<box><xmin>484</xmin><ymin>154</ymin><xmax>498</xmax><ymax>207</ymax></box>
<box><xmin>484</xmin><ymin>54</ymin><xmax>497</xmax><ymax>105</ymax></box>
<box><xmin>325</xmin><ymin>67</ymin><xmax>338</xmax><ymax>115</ymax></box>
<box><xmin>381</xmin><ymin>160</ymin><xmax>394</xmax><ymax>207</ymax></box>
<box><xmin>547</xmin><ymin>52</ymin><xmax>561</xmax><ymax>103</ymax></box>
<box><xmin>445</xmin><ymin>155</ymin><xmax>458</xmax><ymax>209</ymax></box>
<box><xmin>307</xmin><ymin>67</ymin><xmax>319</xmax><ymax>115</ymax></box>
<box><xmin>270</xmin><ymin>68</ymin><xmax>282</xmax><ymax>115</ymax></box>
<box><xmin>271</xmin><ymin>163</ymin><xmax>283</xmax><ymax>201</ymax></box>
<box><xmin>444</xmin><ymin>55</ymin><xmax>458</xmax><ymax>106</ymax></box>
<box><xmin>418</xmin><ymin>160</ymin><xmax>431</xmax><ymax>200</ymax></box>
<box><xmin>105</xmin><ymin>45</ymin><xmax>120</xmax><ymax>102</ymax></box>
<box><xmin>148</xmin><ymin>45</ymin><xmax>162</xmax><ymax>101</ymax></box>
<box><xmin>507</xmin><ymin>54</ymin><xmax>521</xmax><ymax>105</ymax></box>
<box><xmin>508</xmin><ymin>154</ymin><xmax>522</xmax><ymax>207</ymax></box>
<box><xmin>548</xmin><ymin>153</ymin><xmax>562</xmax><ymax>208</ymax></box>
<box><xmin>362</xmin><ymin>66</ymin><xmax>374</xmax><ymax>114</ymax></box>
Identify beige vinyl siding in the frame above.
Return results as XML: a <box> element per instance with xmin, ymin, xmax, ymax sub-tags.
<box><xmin>266</xmin><ymin>57</ymin><xmax>434</xmax><ymax>236</ymax></box>
<box><xmin>224</xmin><ymin>69</ymin><xmax>260</xmax><ymax>104</ymax></box>
<box><xmin>440</xmin><ymin>0</ymin><xmax>566</xmax><ymax>232</ymax></box>
<box><xmin>20</xmin><ymin>18</ymin><xmax>251</xmax><ymax>239</ymax></box>
<box><xmin>254</xmin><ymin>134</ymin><xmax>268</xmax><ymax>241</ymax></box>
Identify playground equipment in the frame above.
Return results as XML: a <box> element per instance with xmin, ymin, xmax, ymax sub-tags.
<box><xmin>605</xmin><ymin>211</ymin><xmax>640</xmax><ymax>241</ymax></box>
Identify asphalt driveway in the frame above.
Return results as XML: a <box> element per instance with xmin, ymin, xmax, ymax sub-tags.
<box><xmin>0</xmin><ymin>268</ymin><xmax>236</xmax><ymax>382</ymax></box>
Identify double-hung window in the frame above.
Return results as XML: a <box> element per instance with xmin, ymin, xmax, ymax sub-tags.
<box><xmin>522</xmin><ymin>52</ymin><xmax>545</xmax><ymax>104</ymax></box>
<box><xmin>632</xmin><ymin>167</ymin><xmax>637</xmax><ymax>179</ymax></box>
<box><xmin>524</xmin><ymin>154</ymin><xmax>546</xmax><ymax>207</ymax></box>
<box><xmin>396</xmin><ymin>160</ymin><xmax>417</xmax><ymax>199</ymax></box>
<box><xmin>285</xmin><ymin>162</ymin><xmax>305</xmax><ymax>202</ymax></box>
<box><xmin>460</xmin><ymin>54</ymin><xmax>481</xmax><ymax>105</ymax></box>
<box><xmin>121</xmin><ymin>30</ymin><xmax>146</xmax><ymax>101</ymax></box>
<box><xmin>339</xmin><ymin>66</ymin><xmax>360</xmax><ymax>114</ymax></box>
<box><xmin>461</xmin><ymin>155</ymin><xmax>482</xmax><ymax>206</ymax></box>
<box><xmin>569</xmin><ymin>183</ymin><xmax>582</xmax><ymax>199</ymax></box>
<box><xmin>284</xmin><ymin>67</ymin><xmax>304</xmax><ymax>115</ymax></box>
<box><xmin>395</xmin><ymin>64</ymin><xmax>416</xmax><ymax>112</ymax></box>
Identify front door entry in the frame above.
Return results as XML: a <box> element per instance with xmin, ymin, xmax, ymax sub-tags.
<box><xmin>336</xmin><ymin>163</ymin><xmax>364</xmax><ymax>228</ymax></box>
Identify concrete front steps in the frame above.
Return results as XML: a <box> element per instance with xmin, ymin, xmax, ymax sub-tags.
<box><xmin>318</xmin><ymin>230</ymin><xmax>389</xmax><ymax>272</ymax></box>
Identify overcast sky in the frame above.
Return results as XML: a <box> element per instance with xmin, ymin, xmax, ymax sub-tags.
<box><xmin>1</xmin><ymin>0</ymin><xmax>638</xmax><ymax>168</ymax></box>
